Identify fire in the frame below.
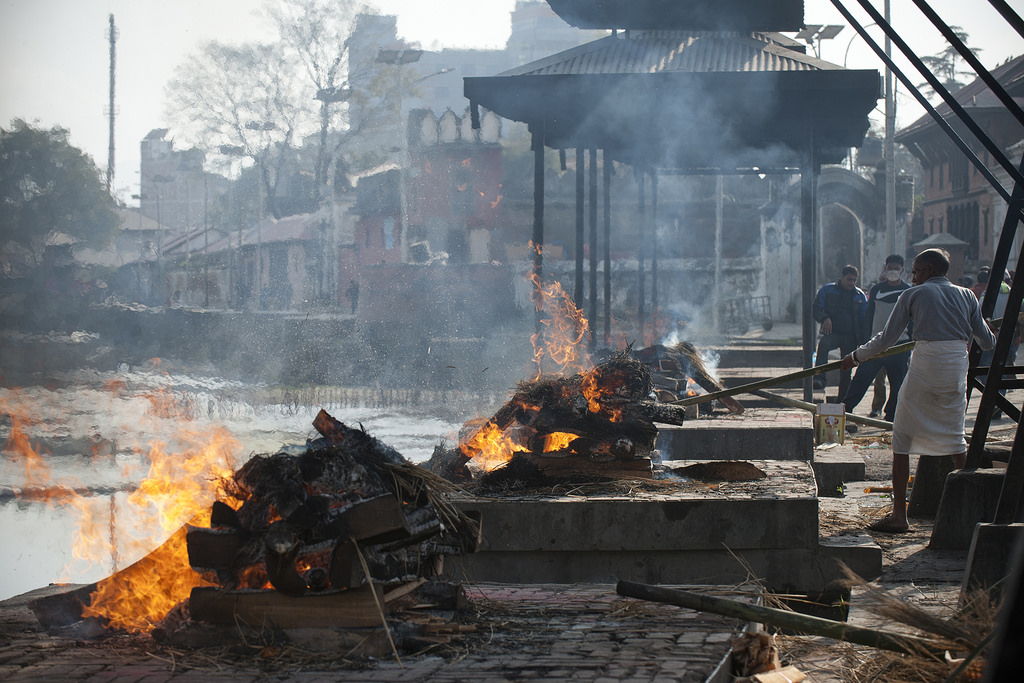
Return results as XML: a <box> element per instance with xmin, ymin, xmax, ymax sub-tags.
<box><xmin>459</xmin><ymin>419</ymin><xmax>526</xmax><ymax>471</ymax></box>
<box><xmin>542</xmin><ymin>432</ymin><xmax>578</xmax><ymax>452</ymax></box>
<box><xmin>459</xmin><ymin>261</ymin><xmax>612</xmax><ymax>470</ymax></box>
<box><xmin>81</xmin><ymin>427</ymin><xmax>241</xmax><ymax>632</ymax></box>
<box><xmin>1</xmin><ymin>390</ymin><xmax>243</xmax><ymax>634</ymax></box>
<box><xmin>529</xmin><ymin>266</ymin><xmax>591</xmax><ymax>379</ymax></box>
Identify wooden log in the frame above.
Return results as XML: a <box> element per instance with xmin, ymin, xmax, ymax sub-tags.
<box><xmin>634</xmin><ymin>400</ymin><xmax>688</xmax><ymax>425</ymax></box>
<box><xmin>264</xmin><ymin>522</ymin><xmax>308</xmax><ymax>596</ymax></box>
<box><xmin>210</xmin><ymin>500</ymin><xmax>242</xmax><ymax>529</ymax></box>
<box><xmin>329</xmin><ymin>539</ymin><xmax>362</xmax><ymax>589</ymax></box>
<box><xmin>188</xmin><ymin>584</ymin><xmax>385</xmax><ymax>629</ymax></box>
<box><xmin>616</xmin><ymin>580</ymin><xmax>947</xmax><ymax>658</ymax></box>
<box><xmin>518</xmin><ymin>453</ymin><xmax>654</xmax><ymax>480</ymax></box>
<box><xmin>186</xmin><ymin>526</ymin><xmax>243</xmax><ymax>571</ymax></box>
<box><xmin>325</xmin><ymin>494</ymin><xmax>411</xmax><ymax>544</ymax></box>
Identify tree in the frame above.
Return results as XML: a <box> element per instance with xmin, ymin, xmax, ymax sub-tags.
<box><xmin>165</xmin><ymin>41</ymin><xmax>314</xmax><ymax>218</ymax></box>
<box><xmin>0</xmin><ymin>119</ymin><xmax>121</xmax><ymax>253</ymax></box>
<box><xmin>267</xmin><ymin>0</ymin><xmax>360</xmax><ymax>198</ymax></box>
<box><xmin>918</xmin><ymin>27</ymin><xmax>980</xmax><ymax>97</ymax></box>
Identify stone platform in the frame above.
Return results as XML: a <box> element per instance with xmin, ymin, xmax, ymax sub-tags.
<box><xmin>449</xmin><ymin>459</ymin><xmax>881</xmax><ymax>594</ymax></box>
<box><xmin>656</xmin><ymin>409</ymin><xmax>814</xmax><ymax>461</ymax></box>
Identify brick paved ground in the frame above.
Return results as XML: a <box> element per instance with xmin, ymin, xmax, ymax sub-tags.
<box><xmin>0</xmin><ymin>583</ymin><xmax>744</xmax><ymax>682</ymax></box>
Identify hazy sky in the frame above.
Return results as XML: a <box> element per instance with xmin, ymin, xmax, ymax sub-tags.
<box><xmin>1</xmin><ymin>0</ymin><xmax>1021</xmax><ymax>204</ymax></box>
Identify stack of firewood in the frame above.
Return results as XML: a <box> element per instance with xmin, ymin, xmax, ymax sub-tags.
<box><xmin>430</xmin><ymin>353</ymin><xmax>689</xmax><ymax>485</ymax></box>
<box><xmin>179</xmin><ymin>409</ymin><xmax>478</xmax><ymax>642</ymax></box>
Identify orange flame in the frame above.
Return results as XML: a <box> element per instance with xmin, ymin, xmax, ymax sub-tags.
<box><xmin>2</xmin><ymin>391</ymin><xmax>243</xmax><ymax>634</ymax></box>
<box><xmin>528</xmin><ymin>267</ymin><xmax>591</xmax><ymax>379</ymax></box>
<box><xmin>542</xmin><ymin>432</ymin><xmax>578</xmax><ymax>452</ymax></box>
<box><xmin>458</xmin><ymin>420</ymin><xmax>527</xmax><ymax>471</ymax></box>
<box><xmin>81</xmin><ymin>427</ymin><xmax>241</xmax><ymax>632</ymax></box>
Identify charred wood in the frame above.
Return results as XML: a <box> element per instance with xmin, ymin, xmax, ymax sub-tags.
<box><xmin>188</xmin><ymin>584</ymin><xmax>385</xmax><ymax>629</ymax></box>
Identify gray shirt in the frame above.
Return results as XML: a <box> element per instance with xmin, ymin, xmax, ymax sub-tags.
<box><xmin>857</xmin><ymin>276</ymin><xmax>996</xmax><ymax>360</ymax></box>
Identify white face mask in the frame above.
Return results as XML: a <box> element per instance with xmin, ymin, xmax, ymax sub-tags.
<box><xmin>886</xmin><ymin>269</ymin><xmax>902</xmax><ymax>282</ymax></box>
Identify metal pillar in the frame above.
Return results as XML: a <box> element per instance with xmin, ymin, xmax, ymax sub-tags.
<box><xmin>966</xmin><ymin>153</ymin><xmax>1024</xmax><ymax>468</ymax></box>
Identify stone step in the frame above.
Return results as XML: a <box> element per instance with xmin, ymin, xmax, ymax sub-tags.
<box><xmin>657</xmin><ymin>411</ymin><xmax>813</xmax><ymax>461</ymax></box>
<box><xmin>708</xmin><ymin>344</ymin><xmax>804</xmax><ymax>369</ymax></box>
<box><xmin>450</xmin><ymin>460</ymin><xmax>881</xmax><ymax>593</ymax></box>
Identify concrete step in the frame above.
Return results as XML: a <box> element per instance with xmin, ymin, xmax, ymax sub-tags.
<box><xmin>658</xmin><ymin>421</ymin><xmax>813</xmax><ymax>461</ymax></box>
<box><xmin>708</xmin><ymin>344</ymin><xmax>804</xmax><ymax>369</ymax></box>
<box><xmin>450</xmin><ymin>460</ymin><xmax>882</xmax><ymax>593</ymax></box>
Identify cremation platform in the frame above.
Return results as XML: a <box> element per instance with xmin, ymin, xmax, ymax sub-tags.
<box><xmin>448</xmin><ymin>459</ymin><xmax>880</xmax><ymax>594</ymax></box>
<box><xmin>656</xmin><ymin>409</ymin><xmax>814</xmax><ymax>461</ymax></box>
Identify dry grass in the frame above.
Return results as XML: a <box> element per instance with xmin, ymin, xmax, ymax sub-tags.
<box><xmin>838</xmin><ymin>567</ymin><xmax>1000</xmax><ymax>683</ymax></box>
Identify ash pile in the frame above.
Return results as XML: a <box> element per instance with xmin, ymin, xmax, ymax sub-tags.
<box><xmin>428</xmin><ymin>352</ymin><xmax>689</xmax><ymax>487</ymax></box>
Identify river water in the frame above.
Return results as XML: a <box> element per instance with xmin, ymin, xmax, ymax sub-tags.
<box><xmin>0</xmin><ymin>363</ymin><xmax>496</xmax><ymax>601</ymax></box>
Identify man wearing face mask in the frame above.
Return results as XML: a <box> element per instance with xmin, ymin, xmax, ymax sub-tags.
<box><xmin>839</xmin><ymin>255</ymin><xmax>912</xmax><ymax>423</ymax></box>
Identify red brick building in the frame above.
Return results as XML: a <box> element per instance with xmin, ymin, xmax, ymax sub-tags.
<box><xmin>896</xmin><ymin>55</ymin><xmax>1024</xmax><ymax>271</ymax></box>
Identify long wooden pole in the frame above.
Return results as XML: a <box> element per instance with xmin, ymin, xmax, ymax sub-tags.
<box><xmin>616</xmin><ymin>581</ymin><xmax>948</xmax><ymax>658</ymax></box>
<box><xmin>669</xmin><ymin>341</ymin><xmax>915</xmax><ymax>407</ymax></box>
<box><xmin>752</xmin><ymin>389</ymin><xmax>894</xmax><ymax>430</ymax></box>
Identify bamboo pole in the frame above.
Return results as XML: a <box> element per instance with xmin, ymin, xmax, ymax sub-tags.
<box><xmin>751</xmin><ymin>389</ymin><xmax>894</xmax><ymax>430</ymax></box>
<box><xmin>616</xmin><ymin>581</ymin><xmax>948</xmax><ymax>658</ymax></box>
<box><xmin>668</xmin><ymin>341</ymin><xmax>915</xmax><ymax>407</ymax></box>
<box><xmin>669</xmin><ymin>313</ymin><xmax>1015</xmax><ymax>409</ymax></box>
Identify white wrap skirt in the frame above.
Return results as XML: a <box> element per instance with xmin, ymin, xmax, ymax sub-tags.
<box><xmin>891</xmin><ymin>339</ymin><xmax>969</xmax><ymax>455</ymax></box>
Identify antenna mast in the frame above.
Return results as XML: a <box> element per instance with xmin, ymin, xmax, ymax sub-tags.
<box><xmin>107</xmin><ymin>14</ymin><xmax>117</xmax><ymax>193</ymax></box>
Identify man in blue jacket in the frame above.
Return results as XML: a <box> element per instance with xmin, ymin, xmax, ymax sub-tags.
<box><xmin>812</xmin><ymin>265</ymin><xmax>869</xmax><ymax>399</ymax></box>
<box><xmin>840</xmin><ymin>255</ymin><xmax>912</xmax><ymax>422</ymax></box>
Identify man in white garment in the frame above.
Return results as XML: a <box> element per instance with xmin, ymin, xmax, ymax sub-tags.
<box><xmin>840</xmin><ymin>248</ymin><xmax>997</xmax><ymax>532</ymax></box>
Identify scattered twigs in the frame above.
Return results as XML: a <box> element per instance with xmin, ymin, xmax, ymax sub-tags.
<box><xmin>615</xmin><ymin>580</ymin><xmax>948</xmax><ymax>658</ymax></box>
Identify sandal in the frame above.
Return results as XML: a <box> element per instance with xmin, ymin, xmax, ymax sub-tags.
<box><xmin>868</xmin><ymin>517</ymin><xmax>909</xmax><ymax>534</ymax></box>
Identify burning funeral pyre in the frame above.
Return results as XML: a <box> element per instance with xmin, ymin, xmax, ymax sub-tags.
<box><xmin>428</xmin><ymin>351</ymin><xmax>690</xmax><ymax>485</ymax></box>
<box><xmin>30</xmin><ymin>409</ymin><xmax>478</xmax><ymax>650</ymax></box>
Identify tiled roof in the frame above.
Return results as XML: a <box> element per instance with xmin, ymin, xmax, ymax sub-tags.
<box><xmin>499</xmin><ymin>31</ymin><xmax>840</xmax><ymax>78</ymax></box>
<box><xmin>898</xmin><ymin>53</ymin><xmax>1024</xmax><ymax>140</ymax></box>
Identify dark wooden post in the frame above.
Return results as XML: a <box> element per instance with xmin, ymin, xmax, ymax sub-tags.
<box><xmin>638</xmin><ymin>169</ymin><xmax>646</xmax><ymax>345</ymax></box>
<box><xmin>589</xmin><ymin>147</ymin><xmax>599</xmax><ymax>348</ymax></box>
<box><xmin>575</xmin><ymin>146</ymin><xmax>585</xmax><ymax>305</ymax></box>
<box><xmin>603</xmin><ymin>150</ymin><xmax>612</xmax><ymax>347</ymax></box>
<box><xmin>532</xmin><ymin>122</ymin><xmax>545</xmax><ymax>336</ymax></box>
<box><xmin>801</xmin><ymin>127</ymin><xmax>818</xmax><ymax>403</ymax></box>
<box><xmin>651</xmin><ymin>170</ymin><xmax>659</xmax><ymax>323</ymax></box>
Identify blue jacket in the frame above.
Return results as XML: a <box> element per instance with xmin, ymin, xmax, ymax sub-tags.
<box><xmin>813</xmin><ymin>281</ymin><xmax>869</xmax><ymax>342</ymax></box>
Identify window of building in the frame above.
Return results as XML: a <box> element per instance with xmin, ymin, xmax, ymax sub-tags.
<box><xmin>951</xmin><ymin>155</ymin><xmax>969</xmax><ymax>194</ymax></box>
